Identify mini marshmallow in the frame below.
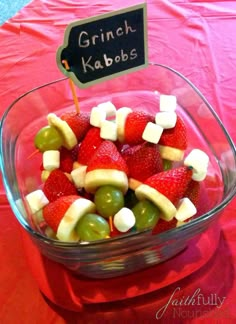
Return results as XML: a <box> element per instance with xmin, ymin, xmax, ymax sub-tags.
<box><xmin>116</xmin><ymin>107</ymin><xmax>132</xmax><ymax>142</ymax></box>
<box><xmin>155</xmin><ymin>111</ymin><xmax>177</xmax><ymax>129</ymax></box>
<box><xmin>97</xmin><ymin>101</ymin><xmax>116</xmax><ymax>118</ymax></box>
<box><xmin>43</xmin><ymin>150</ymin><xmax>60</xmax><ymax>171</ymax></box>
<box><xmin>175</xmin><ymin>197</ymin><xmax>197</xmax><ymax>222</ymax></box>
<box><xmin>142</xmin><ymin>122</ymin><xmax>163</xmax><ymax>144</ymax></box>
<box><xmin>184</xmin><ymin>149</ymin><xmax>209</xmax><ymax>181</ymax></box>
<box><xmin>90</xmin><ymin>107</ymin><xmax>106</xmax><ymax>127</ymax></box>
<box><xmin>100</xmin><ymin>120</ymin><xmax>118</xmax><ymax>141</ymax></box>
<box><xmin>160</xmin><ymin>94</ymin><xmax>177</xmax><ymax>112</ymax></box>
<box><xmin>71</xmin><ymin>165</ymin><xmax>87</xmax><ymax>188</ymax></box>
<box><xmin>25</xmin><ymin>189</ymin><xmax>49</xmax><ymax>214</ymax></box>
<box><xmin>113</xmin><ymin>207</ymin><xmax>136</xmax><ymax>232</ymax></box>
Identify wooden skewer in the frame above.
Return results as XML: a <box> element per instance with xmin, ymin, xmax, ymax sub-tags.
<box><xmin>62</xmin><ymin>59</ymin><xmax>80</xmax><ymax>114</ymax></box>
<box><xmin>109</xmin><ymin>216</ymin><xmax>113</xmax><ymax>232</ymax></box>
<box><xmin>27</xmin><ymin>148</ymin><xmax>40</xmax><ymax>159</ymax></box>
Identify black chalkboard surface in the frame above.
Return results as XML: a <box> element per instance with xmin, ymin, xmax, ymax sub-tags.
<box><xmin>57</xmin><ymin>3</ymin><xmax>148</xmax><ymax>88</ymax></box>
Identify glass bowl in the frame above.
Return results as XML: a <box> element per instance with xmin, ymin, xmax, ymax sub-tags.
<box><xmin>1</xmin><ymin>63</ymin><xmax>236</xmax><ymax>279</ymax></box>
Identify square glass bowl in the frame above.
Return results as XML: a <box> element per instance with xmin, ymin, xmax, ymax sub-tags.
<box><xmin>1</xmin><ymin>63</ymin><xmax>236</xmax><ymax>279</ymax></box>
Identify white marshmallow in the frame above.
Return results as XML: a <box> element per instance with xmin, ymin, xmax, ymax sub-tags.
<box><xmin>100</xmin><ymin>120</ymin><xmax>117</xmax><ymax>141</ymax></box>
<box><xmin>113</xmin><ymin>207</ymin><xmax>136</xmax><ymax>232</ymax></box>
<box><xmin>25</xmin><ymin>189</ymin><xmax>49</xmax><ymax>214</ymax></box>
<box><xmin>155</xmin><ymin>111</ymin><xmax>177</xmax><ymax>129</ymax></box>
<box><xmin>142</xmin><ymin>122</ymin><xmax>163</xmax><ymax>144</ymax></box>
<box><xmin>90</xmin><ymin>107</ymin><xmax>106</xmax><ymax>127</ymax></box>
<box><xmin>71</xmin><ymin>165</ymin><xmax>87</xmax><ymax>188</ymax></box>
<box><xmin>97</xmin><ymin>101</ymin><xmax>116</xmax><ymax>118</ymax></box>
<box><xmin>184</xmin><ymin>149</ymin><xmax>209</xmax><ymax>181</ymax></box>
<box><xmin>160</xmin><ymin>94</ymin><xmax>177</xmax><ymax>112</ymax></box>
<box><xmin>116</xmin><ymin>107</ymin><xmax>132</xmax><ymax>142</ymax></box>
<box><xmin>43</xmin><ymin>150</ymin><xmax>60</xmax><ymax>171</ymax></box>
<box><xmin>175</xmin><ymin>197</ymin><xmax>197</xmax><ymax>221</ymax></box>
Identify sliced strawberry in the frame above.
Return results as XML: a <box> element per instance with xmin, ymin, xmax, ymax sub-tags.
<box><xmin>184</xmin><ymin>179</ymin><xmax>200</xmax><ymax>207</ymax></box>
<box><xmin>159</xmin><ymin>115</ymin><xmax>187</xmax><ymax>150</ymax></box>
<box><xmin>124</xmin><ymin>111</ymin><xmax>154</xmax><ymax>145</ymax></box>
<box><xmin>122</xmin><ymin>142</ymin><xmax>163</xmax><ymax>182</ymax></box>
<box><xmin>77</xmin><ymin>127</ymin><xmax>104</xmax><ymax>165</ymax></box>
<box><xmin>43</xmin><ymin>169</ymin><xmax>78</xmax><ymax>202</ymax></box>
<box><xmin>59</xmin><ymin>147</ymin><xmax>74</xmax><ymax>173</ymax></box>
<box><xmin>144</xmin><ymin>166</ymin><xmax>192</xmax><ymax>205</ymax></box>
<box><xmin>87</xmin><ymin>140</ymin><xmax>128</xmax><ymax>174</ymax></box>
<box><xmin>60</xmin><ymin>111</ymin><xmax>90</xmax><ymax>142</ymax></box>
<box><xmin>71</xmin><ymin>144</ymin><xmax>80</xmax><ymax>162</ymax></box>
<box><xmin>43</xmin><ymin>195</ymin><xmax>79</xmax><ymax>232</ymax></box>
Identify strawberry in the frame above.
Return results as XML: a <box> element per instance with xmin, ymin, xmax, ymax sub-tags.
<box><xmin>87</xmin><ymin>140</ymin><xmax>128</xmax><ymax>174</ymax></box>
<box><xmin>60</xmin><ymin>111</ymin><xmax>90</xmax><ymax>142</ymax></box>
<box><xmin>135</xmin><ymin>166</ymin><xmax>193</xmax><ymax>220</ymax></box>
<box><xmin>152</xmin><ymin>218</ymin><xmax>177</xmax><ymax>235</ymax></box>
<box><xmin>184</xmin><ymin>179</ymin><xmax>200</xmax><ymax>207</ymax></box>
<box><xmin>43</xmin><ymin>169</ymin><xmax>78</xmax><ymax>202</ymax></box>
<box><xmin>124</xmin><ymin>111</ymin><xmax>154</xmax><ymax>145</ymax></box>
<box><xmin>122</xmin><ymin>142</ymin><xmax>163</xmax><ymax>182</ymax></box>
<box><xmin>77</xmin><ymin>127</ymin><xmax>104</xmax><ymax>165</ymax></box>
<box><xmin>59</xmin><ymin>147</ymin><xmax>74</xmax><ymax>173</ymax></box>
<box><xmin>84</xmin><ymin>141</ymin><xmax>129</xmax><ymax>194</ymax></box>
<box><xmin>110</xmin><ymin>226</ymin><xmax>123</xmax><ymax>238</ymax></box>
<box><xmin>71</xmin><ymin>143</ymin><xmax>80</xmax><ymax>162</ymax></box>
<box><xmin>43</xmin><ymin>195</ymin><xmax>79</xmax><ymax>232</ymax></box>
<box><xmin>144</xmin><ymin>166</ymin><xmax>192</xmax><ymax>204</ymax></box>
<box><xmin>159</xmin><ymin>115</ymin><xmax>187</xmax><ymax>150</ymax></box>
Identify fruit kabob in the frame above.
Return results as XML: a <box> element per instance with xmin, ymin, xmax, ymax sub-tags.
<box><xmin>23</xmin><ymin>95</ymin><xmax>209</xmax><ymax>243</ymax></box>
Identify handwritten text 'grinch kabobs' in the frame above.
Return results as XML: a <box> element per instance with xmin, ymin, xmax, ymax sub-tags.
<box><xmin>78</xmin><ymin>20</ymin><xmax>138</xmax><ymax>73</ymax></box>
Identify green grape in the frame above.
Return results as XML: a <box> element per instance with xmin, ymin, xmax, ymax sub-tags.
<box><xmin>163</xmin><ymin>159</ymin><xmax>173</xmax><ymax>171</ymax></box>
<box><xmin>34</xmin><ymin>125</ymin><xmax>63</xmax><ymax>152</ymax></box>
<box><xmin>94</xmin><ymin>185</ymin><xmax>124</xmax><ymax>218</ymax></box>
<box><xmin>132</xmin><ymin>200</ymin><xmax>160</xmax><ymax>230</ymax></box>
<box><xmin>124</xmin><ymin>188</ymin><xmax>139</xmax><ymax>209</ymax></box>
<box><xmin>75</xmin><ymin>213</ymin><xmax>110</xmax><ymax>241</ymax></box>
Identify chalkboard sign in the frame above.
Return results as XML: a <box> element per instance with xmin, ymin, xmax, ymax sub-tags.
<box><xmin>56</xmin><ymin>3</ymin><xmax>148</xmax><ymax>88</ymax></box>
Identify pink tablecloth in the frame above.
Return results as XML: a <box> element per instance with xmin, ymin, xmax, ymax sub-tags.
<box><xmin>0</xmin><ymin>1</ymin><xmax>236</xmax><ymax>323</ymax></box>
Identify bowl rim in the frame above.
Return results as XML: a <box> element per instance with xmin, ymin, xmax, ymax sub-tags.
<box><xmin>1</xmin><ymin>62</ymin><xmax>236</xmax><ymax>249</ymax></box>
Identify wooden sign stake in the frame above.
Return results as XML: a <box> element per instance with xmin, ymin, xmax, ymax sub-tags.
<box><xmin>62</xmin><ymin>59</ymin><xmax>80</xmax><ymax>114</ymax></box>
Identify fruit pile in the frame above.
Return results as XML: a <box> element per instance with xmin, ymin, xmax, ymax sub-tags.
<box><xmin>25</xmin><ymin>95</ymin><xmax>209</xmax><ymax>243</ymax></box>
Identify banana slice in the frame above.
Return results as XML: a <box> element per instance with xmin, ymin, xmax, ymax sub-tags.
<box><xmin>57</xmin><ymin>198</ymin><xmax>96</xmax><ymax>242</ymax></box>
<box><xmin>135</xmin><ymin>184</ymin><xmax>176</xmax><ymax>221</ymax></box>
<box><xmin>158</xmin><ymin>144</ymin><xmax>185</xmax><ymax>162</ymax></box>
<box><xmin>116</xmin><ymin>107</ymin><xmax>132</xmax><ymax>142</ymax></box>
<box><xmin>85</xmin><ymin>169</ymin><xmax>128</xmax><ymax>194</ymax></box>
<box><xmin>47</xmin><ymin>113</ymin><xmax>77</xmax><ymax>150</ymax></box>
